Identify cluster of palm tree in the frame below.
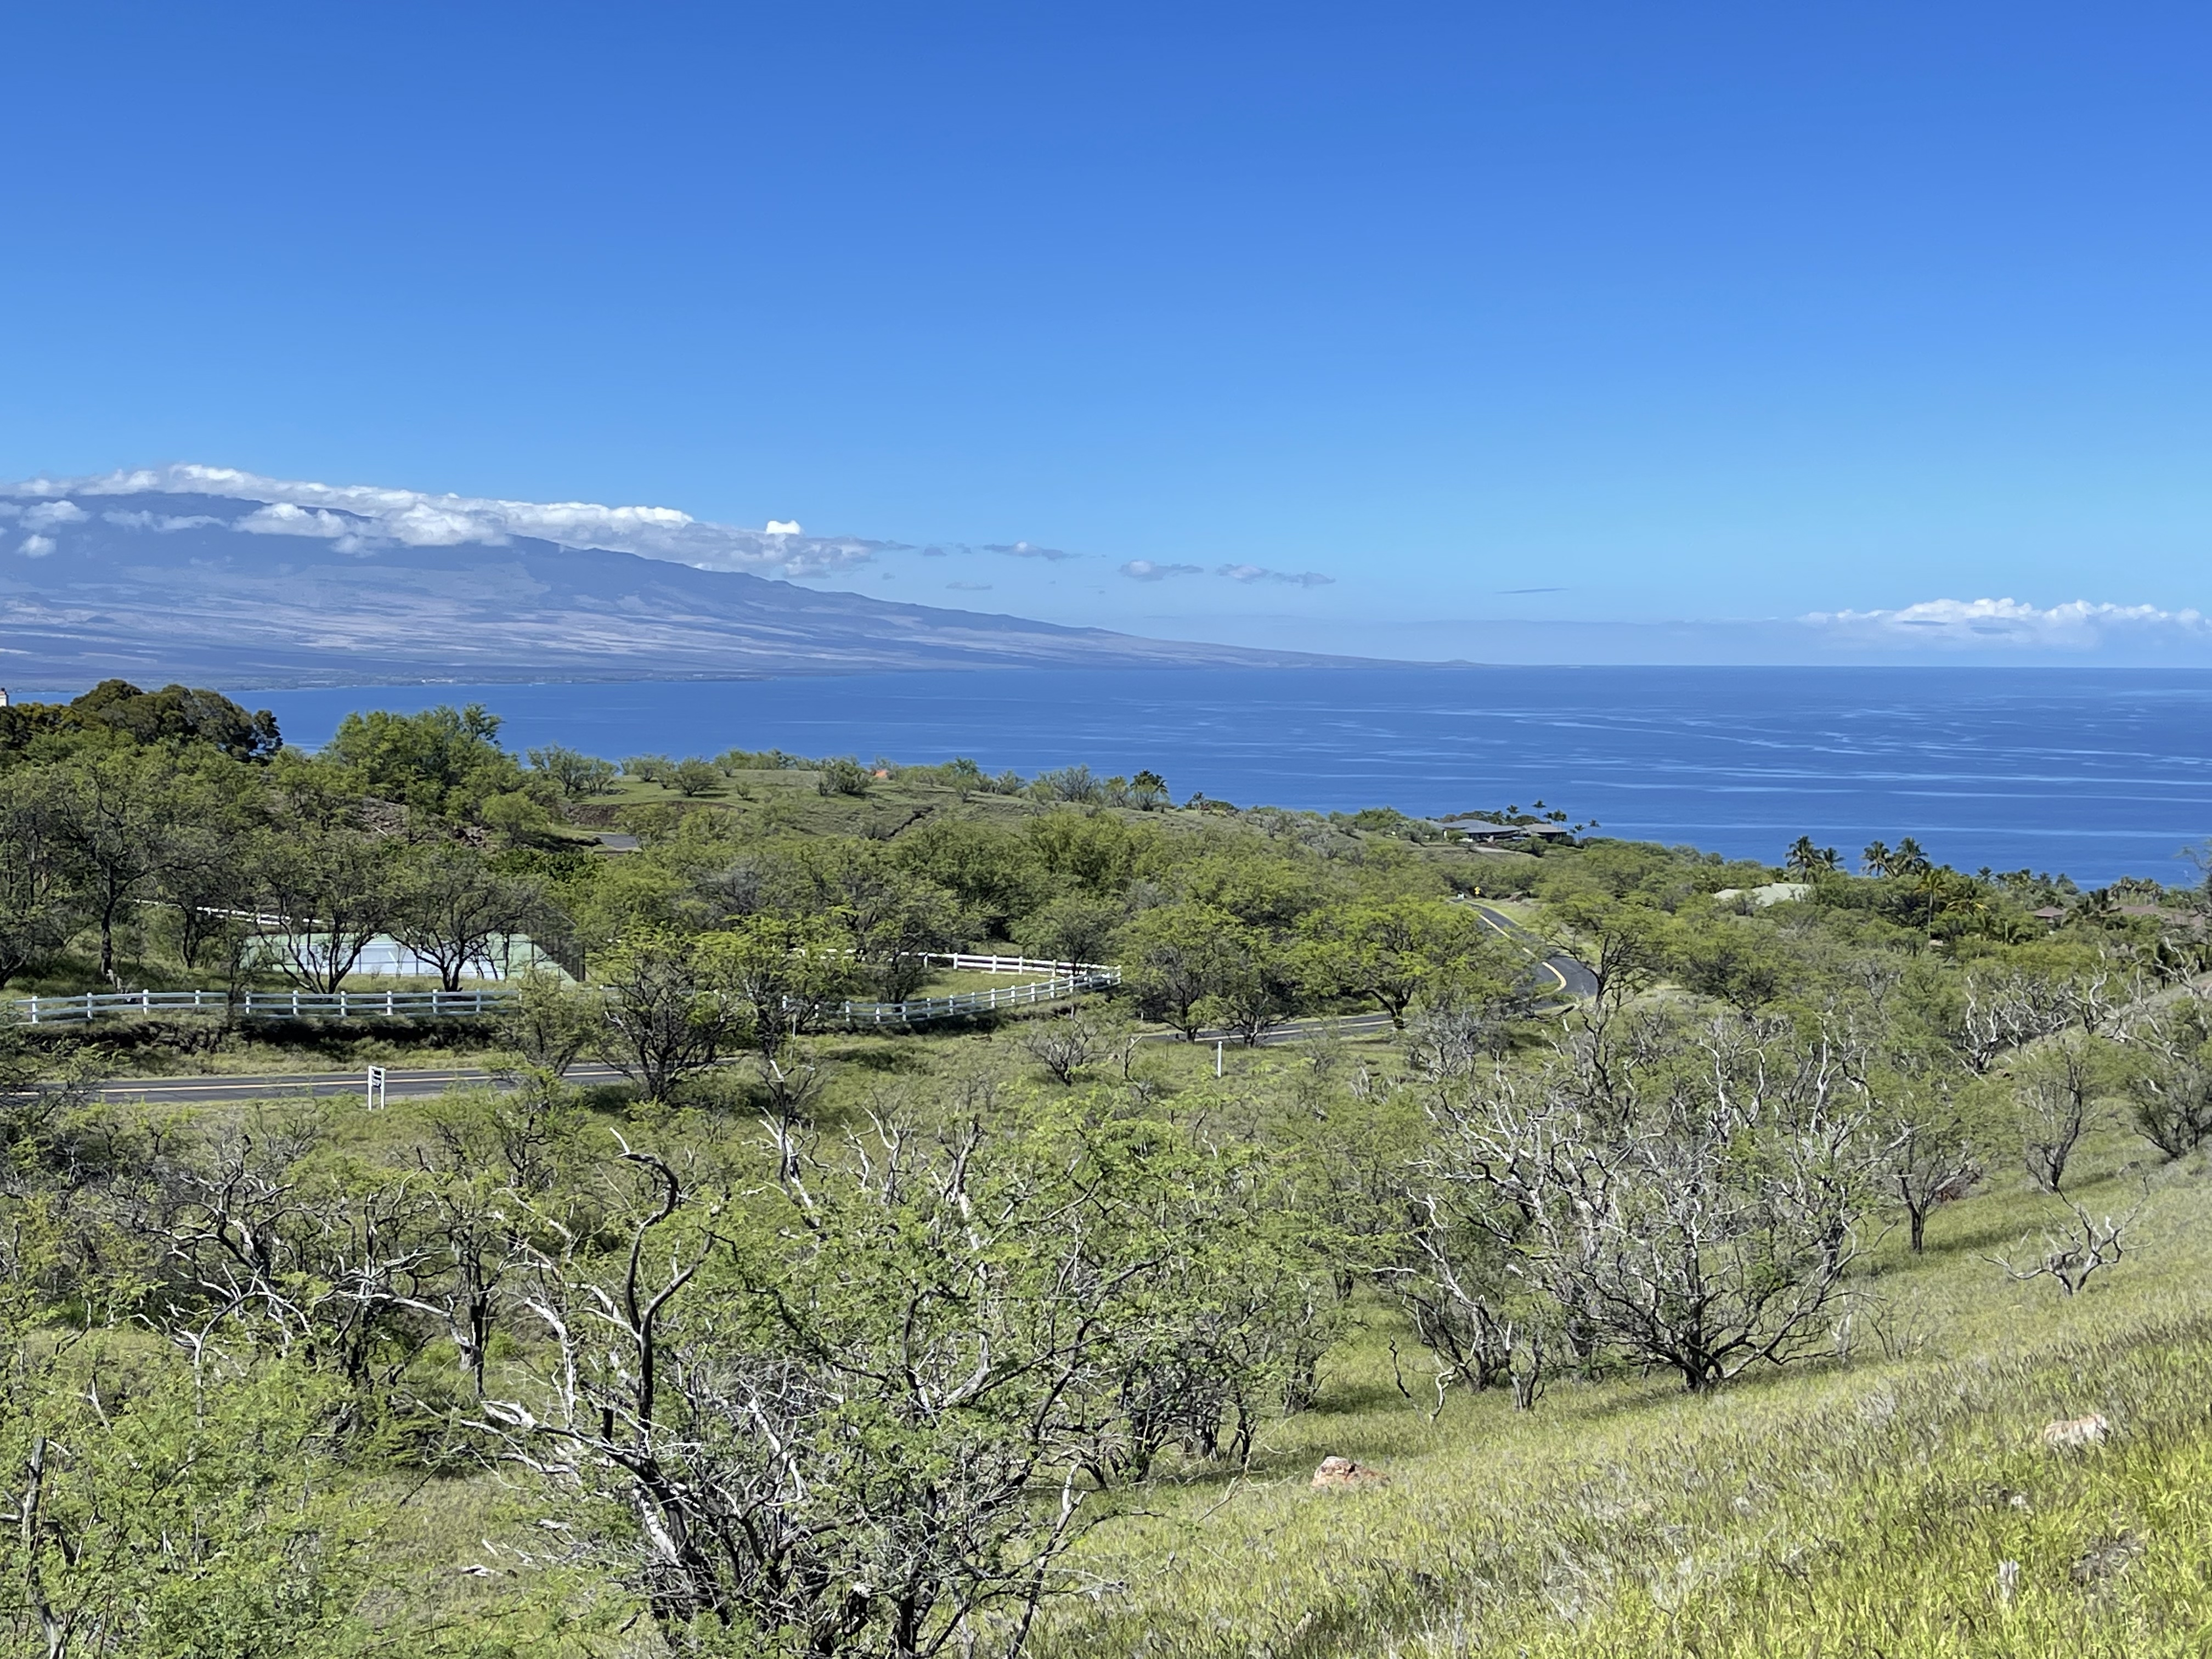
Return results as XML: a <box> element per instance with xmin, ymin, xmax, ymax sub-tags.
<box><xmin>1858</xmin><ymin>837</ymin><xmax>1932</xmax><ymax>879</ymax></box>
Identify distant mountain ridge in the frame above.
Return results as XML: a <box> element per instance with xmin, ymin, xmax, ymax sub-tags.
<box><xmin>0</xmin><ymin>477</ymin><xmax>1369</xmax><ymax>687</ymax></box>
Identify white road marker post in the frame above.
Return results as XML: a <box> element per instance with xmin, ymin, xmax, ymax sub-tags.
<box><xmin>365</xmin><ymin>1065</ymin><xmax>387</xmax><ymax>1111</ymax></box>
<box><xmin>1215</xmin><ymin>1039</ymin><xmax>1224</xmax><ymax>1078</ymax></box>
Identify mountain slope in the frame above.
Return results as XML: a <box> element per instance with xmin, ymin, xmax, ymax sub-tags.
<box><xmin>0</xmin><ymin>481</ymin><xmax>1367</xmax><ymax>686</ymax></box>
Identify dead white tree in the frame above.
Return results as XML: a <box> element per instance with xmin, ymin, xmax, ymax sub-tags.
<box><xmin>2115</xmin><ymin>992</ymin><xmax>2212</xmax><ymax>1159</ymax></box>
<box><xmin>2015</xmin><ymin>1033</ymin><xmax>2104</xmax><ymax>1193</ymax></box>
<box><xmin>1959</xmin><ymin>970</ymin><xmax>2083</xmax><ymax>1074</ymax></box>
<box><xmin>1417</xmin><ymin>1014</ymin><xmax>1883</xmax><ymax>1394</ymax></box>
<box><xmin>1992</xmin><ymin>1192</ymin><xmax>2143</xmax><ymax>1297</ymax></box>
<box><xmin>476</xmin><ymin>1127</ymin><xmax>1152</xmax><ymax>1658</ymax></box>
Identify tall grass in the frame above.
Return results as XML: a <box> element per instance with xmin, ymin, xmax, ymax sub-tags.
<box><xmin>1026</xmin><ymin>1145</ymin><xmax>2212</xmax><ymax>1658</ymax></box>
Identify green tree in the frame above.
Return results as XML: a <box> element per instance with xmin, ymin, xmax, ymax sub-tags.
<box><xmin>44</xmin><ymin>751</ymin><xmax>218</xmax><ymax>981</ymax></box>
<box><xmin>0</xmin><ymin>771</ymin><xmax>78</xmax><ymax>984</ymax></box>
<box><xmin>324</xmin><ymin>702</ymin><xmax>521</xmax><ymax>819</ymax></box>
<box><xmin>527</xmin><ymin>741</ymin><xmax>620</xmax><ymax>799</ymax></box>
<box><xmin>1784</xmin><ymin>836</ymin><xmax>1841</xmax><ymax>879</ymax></box>
<box><xmin>1538</xmin><ymin>889</ymin><xmax>1671</xmax><ymax>1011</ymax></box>
<box><xmin>816</xmin><ymin>755</ymin><xmax>872</xmax><ymax>797</ymax></box>
<box><xmin>390</xmin><ymin>843</ymin><xmax>548</xmax><ymax>990</ymax></box>
<box><xmin>23</xmin><ymin>678</ymin><xmax>281</xmax><ymax>762</ymax></box>
<box><xmin>1673</xmin><ymin>911</ymin><xmax>1795</xmax><ymax>1015</ymax></box>
<box><xmin>695</xmin><ymin>913</ymin><xmax>857</xmax><ymax>1060</ymax></box>
<box><xmin>253</xmin><ymin>820</ymin><xmax>402</xmax><ymax>992</ymax></box>
<box><xmin>0</xmin><ymin>1342</ymin><xmax>375</xmax><ymax>1658</ymax></box>
<box><xmin>592</xmin><ymin>931</ymin><xmax>746</xmax><ymax>1102</ymax></box>
<box><xmin>784</xmin><ymin>844</ymin><xmax>968</xmax><ymax>1001</ymax></box>
<box><xmin>1118</xmin><ymin>902</ymin><xmax>1243</xmax><ymax>1040</ymax></box>
<box><xmin>671</xmin><ymin>757</ymin><xmax>724</xmax><ymax>797</ymax></box>
<box><xmin>497</xmin><ymin>966</ymin><xmax>600</xmax><ymax>1077</ymax></box>
<box><xmin>1011</xmin><ymin>892</ymin><xmax>1125</xmax><ymax>966</ymax></box>
<box><xmin>1305</xmin><ymin>897</ymin><xmax>1504</xmax><ymax>1027</ymax></box>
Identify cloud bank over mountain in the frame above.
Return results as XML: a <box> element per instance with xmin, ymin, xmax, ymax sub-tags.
<box><xmin>0</xmin><ymin>470</ymin><xmax>1371</xmax><ymax>687</ymax></box>
<box><xmin>5</xmin><ymin>464</ymin><xmax>889</xmax><ymax>579</ymax></box>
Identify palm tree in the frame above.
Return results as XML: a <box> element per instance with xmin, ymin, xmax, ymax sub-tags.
<box><xmin>1894</xmin><ymin>836</ymin><xmax>1931</xmax><ymax>878</ymax></box>
<box><xmin>1862</xmin><ymin>840</ymin><xmax>1893</xmax><ymax>878</ymax></box>
<box><xmin>1786</xmin><ymin>837</ymin><xmax>1842</xmax><ymax>880</ymax></box>
<box><xmin>1786</xmin><ymin>836</ymin><xmax>1822</xmax><ymax>878</ymax></box>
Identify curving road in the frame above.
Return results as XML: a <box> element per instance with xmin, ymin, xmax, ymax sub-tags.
<box><xmin>1463</xmin><ymin>900</ymin><xmax>1600</xmax><ymax>1000</ymax></box>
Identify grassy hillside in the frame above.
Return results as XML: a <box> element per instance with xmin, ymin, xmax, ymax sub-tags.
<box><xmin>1029</xmin><ymin>1134</ymin><xmax>2211</xmax><ymax>1658</ymax></box>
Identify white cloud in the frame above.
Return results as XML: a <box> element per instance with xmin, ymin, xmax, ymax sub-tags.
<box><xmin>1217</xmin><ymin>562</ymin><xmax>1334</xmax><ymax>588</ymax></box>
<box><xmin>102</xmin><ymin>510</ymin><xmax>222</xmax><ymax>532</ymax></box>
<box><xmin>20</xmin><ymin>500</ymin><xmax>86</xmax><ymax>531</ymax></box>
<box><xmin>4</xmin><ymin>464</ymin><xmax>883</xmax><ymax>579</ymax></box>
<box><xmin>18</xmin><ymin>534</ymin><xmax>54</xmax><ymax>558</ymax></box>
<box><xmin>985</xmin><ymin>540</ymin><xmax>1077</xmax><ymax>561</ymax></box>
<box><xmin>1120</xmin><ymin>560</ymin><xmax>1204</xmax><ymax>581</ymax></box>
<box><xmin>236</xmin><ymin>503</ymin><xmax>363</xmax><ymax>538</ymax></box>
<box><xmin>1803</xmin><ymin>597</ymin><xmax>2209</xmax><ymax>648</ymax></box>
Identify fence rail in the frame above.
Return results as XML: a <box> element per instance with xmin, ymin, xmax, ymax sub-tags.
<box><xmin>919</xmin><ymin>952</ymin><xmax>1115</xmax><ymax>976</ymax></box>
<box><xmin>12</xmin><ymin>987</ymin><xmax>513</xmax><ymax>1025</ymax></box>
<box><xmin>828</xmin><ymin>967</ymin><xmax>1120</xmax><ymax>1028</ymax></box>
<box><xmin>9</xmin><ymin>959</ymin><xmax>1121</xmax><ymax>1029</ymax></box>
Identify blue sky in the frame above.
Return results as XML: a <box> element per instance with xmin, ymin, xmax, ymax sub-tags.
<box><xmin>3</xmin><ymin>2</ymin><xmax>2207</xmax><ymax>662</ymax></box>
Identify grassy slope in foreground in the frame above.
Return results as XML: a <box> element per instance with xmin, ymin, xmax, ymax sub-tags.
<box><xmin>1029</xmin><ymin>1134</ymin><xmax>2212</xmax><ymax>1659</ymax></box>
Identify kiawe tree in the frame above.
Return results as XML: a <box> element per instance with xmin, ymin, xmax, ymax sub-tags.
<box><xmin>44</xmin><ymin>750</ymin><xmax>218</xmax><ymax>983</ymax></box>
<box><xmin>253</xmin><ymin>819</ymin><xmax>402</xmax><ymax>992</ymax></box>
<box><xmin>1305</xmin><ymin>896</ymin><xmax>1505</xmax><ymax>1027</ymax></box>
<box><xmin>390</xmin><ymin>843</ymin><xmax>548</xmax><ymax>990</ymax></box>
<box><xmin>0</xmin><ymin>771</ymin><xmax>77</xmax><ymax>985</ymax></box>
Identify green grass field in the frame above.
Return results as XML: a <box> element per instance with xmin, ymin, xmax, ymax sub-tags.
<box><xmin>1014</xmin><ymin>1131</ymin><xmax>2212</xmax><ymax>1659</ymax></box>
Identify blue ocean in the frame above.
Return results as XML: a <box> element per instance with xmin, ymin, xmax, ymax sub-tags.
<box><xmin>241</xmin><ymin>667</ymin><xmax>2212</xmax><ymax>888</ymax></box>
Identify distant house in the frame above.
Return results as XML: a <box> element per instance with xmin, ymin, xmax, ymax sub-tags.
<box><xmin>1455</xmin><ymin>822</ymin><xmax>1573</xmax><ymax>845</ymax></box>
<box><xmin>2030</xmin><ymin>906</ymin><xmax>2068</xmax><ymax>924</ymax></box>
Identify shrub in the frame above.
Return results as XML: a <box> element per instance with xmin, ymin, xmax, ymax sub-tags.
<box><xmin>817</xmin><ymin>757</ymin><xmax>872</xmax><ymax>797</ymax></box>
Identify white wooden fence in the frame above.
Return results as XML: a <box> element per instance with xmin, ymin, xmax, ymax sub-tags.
<box><xmin>12</xmin><ymin>987</ymin><xmax>511</xmax><ymax>1025</ymax></box>
<box><xmin>7</xmin><ymin>954</ymin><xmax>1119</xmax><ymax>1029</ymax></box>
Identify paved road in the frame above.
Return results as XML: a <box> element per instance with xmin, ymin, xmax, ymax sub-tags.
<box><xmin>86</xmin><ymin>920</ymin><xmax>1591</xmax><ymax>1107</ymax></box>
<box><xmin>88</xmin><ymin>1060</ymin><xmax>638</xmax><ymax>1106</ymax></box>
<box><xmin>1464</xmin><ymin>900</ymin><xmax>1601</xmax><ymax>1000</ymax></box>
<box><xmin>88</xmin><ymin>1013</ymin><xmax>1406</xmax><ymax>1105</ymax></box>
